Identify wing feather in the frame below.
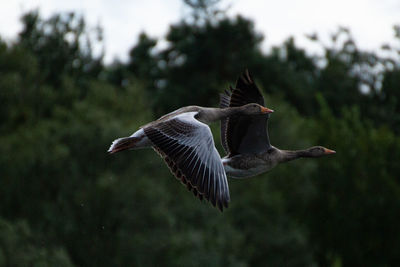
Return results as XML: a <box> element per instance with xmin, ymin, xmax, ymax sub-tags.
<box><xmin>144</xmin><ymin>112</ymin><xmax>230</xmax><ymax>211</ymax></box>
<box><xmin>220</xmin><ymin>70</ymin><xmax>271</xmax><ymax>156</ymax></box>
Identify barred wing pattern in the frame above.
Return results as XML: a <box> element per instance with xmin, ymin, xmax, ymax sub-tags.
<box><xmin>143</xmin><ymin>112</ymin><xmax>230</xmax><ymax>211</ymax></box>
<box><xmin>219</xmin><ymin>88</ymin><xmax>231</xmax><ymax>154</ymax></box>
<box><xmin>220</xmin><ymin>70</ymin><xmax>271</xmax><ymax>156</ymax></box>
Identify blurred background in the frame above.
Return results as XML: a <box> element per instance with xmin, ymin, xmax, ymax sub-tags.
<box><xmin>1</xmin><ymin>0</ymin><xmax>400</xmax><ymax>266</ymax></box>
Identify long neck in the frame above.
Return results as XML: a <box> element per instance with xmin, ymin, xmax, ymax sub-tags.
<box><xmin>196</xmin><ymin>107</ymin><xmax>243</xmax><ymax>123</ymax></box>
<box><xmin>279</xmin><ymin>149</ymin><xmax>311</xmax><ymax>163</ymax></box>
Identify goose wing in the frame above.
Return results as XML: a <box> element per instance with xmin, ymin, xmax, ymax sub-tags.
<box><xmin>220</xmin><ymin>70</ymin><xmax>271</xmax><ymax>156</ymax></box>
<box><xmin>143</xmin><ymin>112</ymin><xmax>230</xmax><ymax>211</ymax></box>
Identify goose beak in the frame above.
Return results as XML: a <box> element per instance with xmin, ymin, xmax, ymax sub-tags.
<box><xmin>324</xmin><ymin>148</ymin><xmax>336</xmax><ymax>155</ymax></box>
<box><xmin>261</xmin><ymin>107</ymin><xmax>274</xmax><ymax>114</ymax></box>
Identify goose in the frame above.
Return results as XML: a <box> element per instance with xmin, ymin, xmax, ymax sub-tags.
<box><xmin>108</xmin><ymin>103</ymin><xmax>274</xmax><ymax>210</ymax></box>
<box><xmin>220</xmin><ymin>70</ymin><xmax>336</xmax><ymax>178</ymax></box>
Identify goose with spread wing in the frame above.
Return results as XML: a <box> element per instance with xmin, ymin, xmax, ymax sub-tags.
<box><xmin>108</xmin><ymin>103</ymin><xmax>274</xmax><ymax>210</ymax></box>
<box><xmin>220</xmin><ymin>70</ymin><xmax>335</xmax><ymax>178</ymax></box>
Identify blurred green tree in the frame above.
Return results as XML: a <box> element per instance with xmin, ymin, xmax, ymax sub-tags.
<box><xmin>1</xmin><ymin>4</ymin><xmax>400</xmax><ymax>267</ymax></box>
<box><xmin>304</xmin><ymin>97</ymin><xmax>400</xmax><ymax>266</ymax></box>
<box><xmin>18</xmin><ymin>10</ymin><xmax>103</xmax><ymax>89</ymax></box>
<box><xmin>0</xmin><ymin>218</ymin><xmax>73</xmax><ymax>266</ymax></box>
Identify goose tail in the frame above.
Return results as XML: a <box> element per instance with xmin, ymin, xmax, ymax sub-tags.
<box><xmin>108</xmin><ymin>137</ymin><xmax>140</xmax><ymax>154</ymax></box>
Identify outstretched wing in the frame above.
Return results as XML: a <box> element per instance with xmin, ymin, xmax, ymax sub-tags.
<box><xmin>220</xmin><ymin>70</ymin><xmax>271</xmax><ymax>156</ymax></box>
<box><xmin>231</xmin><ymin>70</ymin><xmax>265</xmax><ymax>107</ymax></box>
<box><xmin>143</xmin><ymin>112</ymin><xmax>230</xmax><ymax>211</ymax></box>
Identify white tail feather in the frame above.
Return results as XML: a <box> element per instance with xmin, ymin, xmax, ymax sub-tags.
<box><xmin>108</xmin><ymin>128</ymin><xmax>151</xmax><ymax>153</ymax></box>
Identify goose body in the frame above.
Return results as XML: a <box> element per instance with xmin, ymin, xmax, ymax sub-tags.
<box><xmin>108</xmin><ymin>104</ymin><xmax>273</xmax><ymax>211</ymax></box>
<box><xmin>220</xmin><ymin>70</ymin><xmax>335</xmax><ymax>179</ymax></box>
<box><xmin>222</xmin><ymin>150</ymin><xmax>279</xmax><ymax>178</ymax></box>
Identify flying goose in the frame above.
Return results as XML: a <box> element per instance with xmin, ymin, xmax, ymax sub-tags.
<box><xmin>108</xmin><ymin>103</ymin><xmax>274</xmax><ymax>210</ymax></box>
<box><xmin>220</xmin><ymin>70</ymin><xmax>335</xmax><ymax>178</ymax></box>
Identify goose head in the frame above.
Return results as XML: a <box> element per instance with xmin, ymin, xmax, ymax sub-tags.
<box><xmin>306</xmin><ymin>146</ymin><xmax>336</xmax><ymax>157</ymax></box>
<box><xmin>240</xmin><ymin>103</ymin><xmax>274</xmax><ymax>115</ymax></box>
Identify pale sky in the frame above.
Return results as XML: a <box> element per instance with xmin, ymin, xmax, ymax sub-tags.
<box><xmin>0</xmin><ymin>0</ymin><xmax>399</xmax><ymax>63</ymax></box>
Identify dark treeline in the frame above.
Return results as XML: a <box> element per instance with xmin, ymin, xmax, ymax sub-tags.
<box><xmin>1</xmin><ymin>1</ymin><xmax>400</xmax><ymax>266</ymax></box>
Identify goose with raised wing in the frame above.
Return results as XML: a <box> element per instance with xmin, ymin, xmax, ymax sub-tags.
<box><xmin>108</xmin><ymin>103</ymin><xmax>274</xmax><ymax>210</ymax></box>
<box><xmin>220</xmin><ymin>70</ymin><xmax>335</xmax><ymax>178</ymax></box>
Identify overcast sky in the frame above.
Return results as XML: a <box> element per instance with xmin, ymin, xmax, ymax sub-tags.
<box><xmin>1</xmin><ymin>0</ymin><xmax>399</xmax><ymax>63</ymax></box>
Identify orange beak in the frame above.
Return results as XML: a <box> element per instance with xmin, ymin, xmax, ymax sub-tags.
<box><xmin>261</xmin><ymin>106</ymin><xmax>274</xmax><ymax>114</ymax></box>
<box><xmin>324</xmin><ymin>148</ymin><xmax>336</xmax><ymax>155</ymax></box>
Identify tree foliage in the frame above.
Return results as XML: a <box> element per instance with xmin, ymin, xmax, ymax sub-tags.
<box><xmin>1</xmin><ymin>5</ymin><xmax>400</xmax><ymax>266</ymax></box>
